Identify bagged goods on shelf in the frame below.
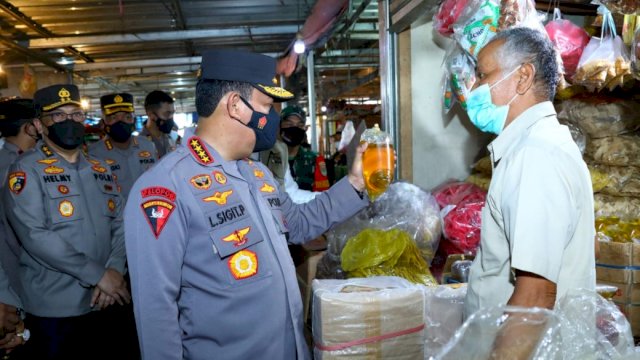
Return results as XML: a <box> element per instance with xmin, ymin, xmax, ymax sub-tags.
<box><xmin>591</xmin><ymin>164</ymin><xmax>640</xmax><ymax>197</ymax></box>
<box><xmin>594</xmin><ymin>193</ymin><xmax>640</xmax><ymax>220</ymax></box>
<box><xmin>586</xmin><ymin>135</ymin><xmax>640</xmax><ymax>167</ymax></box>
<box><xmin>545</xmin><ymin>8</ymin><xmax>591</xmax><ymax>79</ymax></box>
<box><xmin>556</xmin><ymin>97</ymin><xmax>640</xmax><ymax>139</ymax></box>
<box><xmin>434</xmin><ymin>0</ymin><xmax>469</xmax><ymax>37</ymax></box>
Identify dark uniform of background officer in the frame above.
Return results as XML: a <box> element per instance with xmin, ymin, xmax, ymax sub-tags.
<box><xmin>0</xmin><ymin>99</ymin><xmax>36</xmax><ymax>355</ymax></box>
<box><xmin>3</xmin><ymin>84</ymin><xmax>130</xmax><ymax>359</ymax></box>
<box><xmin>140</xmin><ymin>90</ymin><xmax>176</xmax><ymax>158</ymax></box>
<box><xmin>125</xmin><ymin>49</ymin><xmax>369</xmax><ymax>359</ymax></box>
<box><xmin>89</xmin><ymin>93</ymin><xmax>158</xmax><ymax>198</ymax></box>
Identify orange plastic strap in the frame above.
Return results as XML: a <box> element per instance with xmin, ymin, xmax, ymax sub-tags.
<box><xmin>314</xmin><ymin>323</ymin><xmax>425</xmax><ymax>352</ymax></box>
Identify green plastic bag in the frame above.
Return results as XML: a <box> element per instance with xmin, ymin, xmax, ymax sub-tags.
<box><xmin>341</xmin><ymin>228</ymin><xmax>437</xmax><ymax>286</ymax></box>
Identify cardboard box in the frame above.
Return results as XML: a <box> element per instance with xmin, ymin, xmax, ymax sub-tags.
<box><xmin>312</xmin><ymin>277</ymin><xmax>424</xmax><ymax>360</ymax></box>
<box><xmin>597</xmin><ymin>241</ymin><xmax>640</xmax><ymax>267</ymax></box>
<box><xmin>596</xmin><ymin>265</ymin><xmax>640</xmax><ymax>284</ymax></box>
<box><xmin>597</xmin><ymin>280</ymin><xmax>640</xmax><ymax>305</ymax></box>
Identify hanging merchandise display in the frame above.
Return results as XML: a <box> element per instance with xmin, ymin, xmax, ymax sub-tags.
<box><xmin>452</xmin><ymin>0</ymin><xmax>501</xmax><ymax>58</ymax></box>
<box><xmin>574</xmin><ymin>6</ymin><xmax>632</xmax><ymax>92</ymax></box>
<box><xmin>545</xmin><ymin>8</ymin><xmax>591</xmax><ymax>79</ymax></box>
<box><xmin>632</xmin><ymin>24</ymin><xmax>640</xmax><ymax>79</ymax></box>
<box><xmin>434</xmin><ymin>0</ymin><xmax>470</xmax><ymax>37</ymax></box>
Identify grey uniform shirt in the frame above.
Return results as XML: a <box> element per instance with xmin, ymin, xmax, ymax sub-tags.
<box><xmin>464</xmin><ymin>102</ymin><xmax>596</xmax><ymax>318</ymax></box>
<box><xmin>125</xmin><ymin>136</ymin><xmax>368</xmax><ymax>360</ymax></box>
<box><xmin>140</xmin><ymin>127</ymin><xmax>175</xmax><ymax>158</ymax></box>
<box><xmin>88</xmin><ymin>136</ymin><xmax>158</xmax><ymax>198</ymax></box>
<box><xmin>0</xmin><ymin>142</ymin><xmax>23</xmax><ymax>307</ymax></box>
<box><xmin>3</xmin><ymin>142</ymin><xmax>126</xmax><ymax>317</ymax></box>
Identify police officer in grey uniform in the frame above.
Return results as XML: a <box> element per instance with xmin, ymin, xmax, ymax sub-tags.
<box><xmin>140</xmin><ymin>90</ymin><xmax>176</xmax><ymax>158</ymax></box>
<box><xmin>89</xmin><ymin>93</ymin><xmax>158</xmax><ymax>198</ymax></box>
<box><xmin>0</xmin><ymin>99</ymin><xmax>37</xmax><ymax>352</ymax></box>
<box><xmin>3</xmin><ymin>84</ymin><xmax>130</xmax><ymax>359</ymax></box>
<box><xmin>125</xmin><ymin>49</ymin><xmax>369</xmax><ymax>359</ymax></box>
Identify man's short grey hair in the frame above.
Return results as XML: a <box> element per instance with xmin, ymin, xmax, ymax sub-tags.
<box><xmin>490</xmin><ymin>27</ymin><xmax>559</xmax><ymax>101</ymax></box>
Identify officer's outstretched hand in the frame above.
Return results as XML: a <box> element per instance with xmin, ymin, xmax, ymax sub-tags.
<box><xmin>347</xmin><ymin>142</ymin><xmax>367</xmax><ymax>193</ymax></box>
<box><xmin>0</xmin><ymin>303</ymin><xmax>21</xmax><ymax>349</ymax></box>
<box><xmin>95</xmin><ymin>268</ymin><xmax>131</xmax><ymax>306</ymax></box>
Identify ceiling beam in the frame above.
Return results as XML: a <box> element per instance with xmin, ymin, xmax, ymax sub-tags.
<box><xmin>321</xmin><ymin>69</ymin><xmax>378</xmax><ymax>99</ymax></box>
<box><xmin>389</xmin><ymin>0</ymin><xmax>439</xmax><ymax>33</ymax></box>
<box><xmin>72</xmin><ymin>53</ymin><xmax>280</xmax><ymax>71</ymax></box>
<box><xmin>0</xmin><ymin>0</ymin><xmax>94</xmax><ymax>63</ymax></box>
<box><xmin>29</xmin><ymin>26</ymin><xmax>300</xmax><ymax>48</ymax></box>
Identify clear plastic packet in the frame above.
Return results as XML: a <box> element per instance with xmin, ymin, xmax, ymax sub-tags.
<box><xmin>591</xmin><ymin>163</ymin><xmax>640</xmax><ymax>197</ymax></box>
<box><xmin>556</xmin><ymin>97</ymin><xmax>640</xmax><ymax>139</ymax></box>
<box><xmin>452</xmin><ymin>0</ymin><xmax>501</xmax><ymax>58</ymax></box>
<box><xmin>434</xmin><ymin>0</ymin><xmax>470</xmax><ymax>37</ymax></box>
<box><xmin>594</xmin><ymin>193</ymin><xmax>640</xmax><ymax>220</ymax></box>
<box><xmin>545</xmin><ymin>8</ymin><xmax>591</xmax><ymax>79</ymax></box>
<box><xmin>585</xmin><ymin>135</ymin><xmax>640</xmax><ymax>167</ymax></box>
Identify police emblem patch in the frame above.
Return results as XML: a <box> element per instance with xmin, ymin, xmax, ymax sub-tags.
<box><xmin>190</xmin><ymin>174</ymin><xmax>212</xmax><ymax>190</ymax></box>
<box><xmin>37</xmin><ymin>158</ymin><xmax>58</xmax><ymax>165</ymax></box>
<box><xmin>141</xmin><ymin>186</ymin><xmax>176</xmax><ymax>202</ymax></box>
<box><xmin>259</xmin><ymin>182</ymin><xmax>275</xmax><ymax>193</ymax></box>
<box><xmin>8</xmin><ymin>172</ymin><xmax>26</xmax><ymax>195</ymax></box>
<box><xmin>44</xmin><ymin>166</ymin><xmax>64</xmax><ymax>174</ymax></box>
<box><xmin>139</xmin><ymin>151</ymin><xmax>151</xmax><ymax>158</ymax></box>
<box><xmin>228</xmin><ymin>249</ymin><xmax>258</xmax><ymax>280</ymax></box>
<box><xmin>222</xmin><ymin>226</ymin><xmax>251</xmax><ymax>247</ymax></box>
<box><xmin>58</xmin><ymin>185</ymin><xmax>69</xmax><ymax>194</ymax></box>
<box><xmin>141</xmin><ymin>200</ymin><xmax>175</xmax><ymax>238</ymax></box>
<box><xmin>92</xmin><ymin>165</ymin><xmax>107</xmax><ymax>173</ymax></box>
<box><xmin>253</xmin><ymin>169</ymin><xmax>264</xmax><ymax>179</ymax></box>
<box><xmin>203</xmin><ymin>190</ymin><xmax>233</xmax><ymax>205</ymax></box>
<box><xmin>257</xmin><ymin>116</ymin><xmax>267</xmax><ymax>130</ymax></box>
<box><xmin>59</xmin><ymin>200</ymin><xmax>74</xmax><ymax>217</ymax></box>
<box><xmin>108</xmin><ymin>198</ymin><xmax>116</xmax><ymax>212</ymax></box>
<box><xmin>213</xmin><ymin>171</ymin><xmax>227</xmax><ymax>185</ymax></box>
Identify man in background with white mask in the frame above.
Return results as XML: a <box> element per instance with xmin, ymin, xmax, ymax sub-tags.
<box><xmin>463</xmin><ymin>27</ymin><xmax>595</xmax><ymax>321</ymax></box>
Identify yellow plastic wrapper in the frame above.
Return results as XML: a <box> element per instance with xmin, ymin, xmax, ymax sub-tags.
<box><xmin>595</xmin><ymin>216</ymin><xmax>640</xmax><ymax>243</ymax></box>
<box><xmin>588</xmin><ymin>165</ymin><xmax>611</xmax><ymax>193</ymax></box>
<box><xmin>465</xmin><ymin>173</ymin><xmax>491</xmax><ymax>191</ymax></box>
<box><xmin>473</xmin><ymin>156</ymin><xmax>493</xmax><ymax>175</ymax></box>
<box><xmin>341</xmin><ymin>228</ymin><xmax>437</xmax><ymax>286</ymax></box>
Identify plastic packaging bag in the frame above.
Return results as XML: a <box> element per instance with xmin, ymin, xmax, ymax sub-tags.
<box><xmin>423</xmin><ymin>284</ymin><xmax>467</xmax><ymax>358</ymax></box>
<box><xmin>435</xmin><ymin>289</ymin><xmax>637</xmax><ymax>360</ymax></box>
<box><xmin>434</xmin><ymin>0</ymin><xmax>470</xmax><ymax>37</ymax></box>
<box><xmin>445</xmin><ymin>45</ymin><xmax>476</xmax><ymax>111</ymax></box>
<box><xmin>322</xmin><ymin>182</ymin><xmax>442</xmax><ymax>278</ymax></box>
<box><xmin>556</xmin><ymin>97</ymin><xmax>640</xmax><ymax>139</ymax></box>
<box><xmin>465</xmin><ymin>173</ymin><xmax>491</xmax><ymax>191</ymax></box>
<box><xmin>594</xmin><ymin>193</ymin><xmax>640</xmax><ymax>220</ymax></box>
<box><xmin>632</xmin><ymin>25</ymin><xmax>640</xmax><ymax>79</ymax></box>
<box><xmin>545</xmin><ymin>8</ymin><xmax>591</xmax><ymax>79</ymax></box>
<box><xmin>574</xmin><ymin>6</ymin><xmax>631</xmax><ymax>92</ymax></box>
<box><xmin>598</xmin><ymin>0</ymin><xmax>639</xmax><ymax>14</ymax></box>
<box><xmin>312</xmin><ymin>277</ymin><xmax>425</xmax><ymax>360</ymax></box>
<box><xmin>586</xmin><ymin>135</ymin><xmax>640</xmax><ymax>167</ymax></box>
<box><xmin>588</xmin><ymin>164</ymin><xmax>611</xmax><ymax>193</ymax></box>
<box><xmin>433</xmin><ymin>182</ymin><xmax>487</xmax><ymax>256</ymax></box>
<box><xmin>591</xmin><ymin>163</ymin><xmax>640</xmax><ymax>198</ymax></box>
<box><xmin>341</xmin><ymin>228</ymin><xmax>437</xmax><ymax>285</ymax></box>
<box><xmin>558</xmin><ymin>119</ymin><xmax>588</xmax><ymax>154</ymax></box>
<box><xmin>452</xmin><ymin>0</ymin><xmax>500</xmax><ymax>58</ymax></box>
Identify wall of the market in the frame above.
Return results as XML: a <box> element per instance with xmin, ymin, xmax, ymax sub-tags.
<box><xmin>409</xmin><ymin>19</ymin><xmax>493</xmax><ymax>191</ymax></box>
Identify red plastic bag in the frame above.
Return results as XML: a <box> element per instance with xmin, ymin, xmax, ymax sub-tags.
<box><xmin>545</xmin><ymin>9</ymin><xmax>590</xmax><ymax>79</ymax></box>
<box><xmin>433</xmin><ymin>182</ymin><xmax>485</xmax><ymax>209</ymax></box>
<box><xmin>434</xmin><ymin>0</ymin><xmax>469</xmax><ymax>37</ymax></box>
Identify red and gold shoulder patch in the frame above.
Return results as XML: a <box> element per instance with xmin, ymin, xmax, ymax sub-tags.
<box><xmin>259</xmin><ymin>182</ymin><xmax>275</xmax><ymax>193</ymax></box>
<box><xmin>105</xmin><ymin>159</ymin><xmax>116</xmax><ymax>165</ymax></box>
<box><xmin>222</xmin><ymin>226</ymin><xmax>250</xmax><ymax>247</ymax></box>
<box><xmin>107</xmin><ymin>198</ymin><xmax>116</xmax><ymax>212</ymax></box>
<box><xmin>203</xmin><ymin>190</ymin><xmax>233</xmax><ymax>205</ymax></box>
<box><xmin>8</xmin><ymin>172</ymin><xmax>26</xmax><ymax>195</ymax></box>
<box><xmin>253</xmin><ymin>169</ymin><xmax>264</xmax><ymax>179</ymax></box>
<box><xmin>44</xmin><ymin>166</ymin><xmax>64</xmax><ymax>175</ymax></box>
<box><xmin>37</xmin><ymin>158</ymin><xmax>58</xmax><ymax>165</ymax></box>
<box><xmin>92</xmin><ymin>165</ymin><xmax>107</xmax><ymax>174</ymax></box>
<box><xmin>213</xmin><ymin>171</ymin><xmax>227</xmax><ymax>185</ymax></box>
<box><xmin>228</xmin><ymin>249</ymin><xmax>258</xmax><ymax>280</ymax></box>
<box><xmin>141</xmin><ymin>200</ymin><xmax>175</xmax><ymax>238</ymax></box>
<box><xmin>190</xmin><ymin>174</ymin><xmax>212</xmax><ymax>190</ymax></box>
<box><xmin>58</xmin><ymin>185</ymin><xmax>69</xmax><ymax>195</ymax></box>
<box><xmin>139</xmin><ymin>151</ymin><xmax>151</xmax><ymax>158</ymax></box>
<box><xmin>141</xmin><ymin>186</ymin><xmax>176</xmax><ymax>202</ymax></box>
<box><xmin>58</xmin><ymin>200</ymin><xmax>74</xmax><ymax>217</ymax></box>
<box><xmin>188</xmin><ymin>137</ymin><xmax>214</xmax><ymax>165</ymax></box>
<box><xmin>105</xmin><ymin>140</ymin><xmax>113</xmax><ymax>151</ymax></box>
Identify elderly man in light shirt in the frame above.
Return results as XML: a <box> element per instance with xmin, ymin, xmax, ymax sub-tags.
<box><xmin>463</xmin><ymin>27</ymin><xmax>595</xmax><ymax>320</ymax></box>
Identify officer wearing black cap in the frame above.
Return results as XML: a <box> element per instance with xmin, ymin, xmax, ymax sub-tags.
<box><xmin>140</xmin><ymin>90</ymin><xmax>176</xmax><ymax>158</ymax></box>
<box><xmin>125</xmin><ymin>49</ymin><xmax>369</xmax><ymax>359</ymax></box>
<box><xmin>89</xmin><ymin>93</ymin><xmax>158</xmax><ymax>198</ymax></box>
<box><xmin>2</xmin><ymin>84</ymin><xmax>130</xmax><ymax>359</ymax></box>
<box><xmin>0</xmin><ymin>98</ymin><xmax>37</xmax><ymax>352</ymax></box>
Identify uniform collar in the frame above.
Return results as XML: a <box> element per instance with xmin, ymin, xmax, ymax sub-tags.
<box><xmin>488</xmin><ymin>101</ymin><xmax>556</xmax><ymax>167</ymax></box>
<box><xmin>104</xmin><ymin>136</ymin><xmax>138</xmax><ymax>150</ymax></box>
<box><xmin>2</xmin><ymin>141</ymin><xmax>22</xmax><ymax>155</ymax></box>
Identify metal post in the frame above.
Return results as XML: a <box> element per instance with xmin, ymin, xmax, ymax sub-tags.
<box><xmin>279</xmin><ymin>74</ymin><xmax>288</xmax><ymax>109</ymax></box>
<box><xmin>378</xmin><ymin>0</ymin><xmax>400</xmax><ymax>178</ymax></box>
<box><xmin>307</xmin><ymin>50</ymin><xmax>318</xmax><ymax>152</ymax></box>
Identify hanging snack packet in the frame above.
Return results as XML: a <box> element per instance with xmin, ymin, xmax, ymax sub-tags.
<box><xmin>452</xmin><ymin>0</ymin><xmax>500</xmax><ymax>58</ymax></box>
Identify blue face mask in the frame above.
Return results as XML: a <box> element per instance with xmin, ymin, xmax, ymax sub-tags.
<box><xmin>466</xmin><ymin>66</ymin><xmax>520</xmax><ymax>135</ymax></box>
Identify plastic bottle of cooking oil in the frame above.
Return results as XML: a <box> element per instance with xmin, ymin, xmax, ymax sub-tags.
<box><xmin>361</xmin><ymin>123</ymin><xmax>394</xmax><ymax>200</ymax></box>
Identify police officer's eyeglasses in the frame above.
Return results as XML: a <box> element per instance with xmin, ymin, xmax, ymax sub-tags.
<box><xmin>43</xmin><ymin>111</ymin><xmax>85</xmax><ymax>122</ymax></box>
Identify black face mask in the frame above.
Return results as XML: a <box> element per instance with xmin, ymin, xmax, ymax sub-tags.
<box><xmin>237</xmin><ymin>97</ymin><xmax>280</xmax><ymax>152</ymax></box>
<box><xmin>280</xmin><ymin>127</ymin><xmax>306</xmax><ymax>147</ymax></box>
<box><xmin>106</xmin><ymin>121</ymin><xmax>134</xmax><ymax>143</ymax></box>
<box><xmin>155</xmin><ymin>114</ymin><xmax>175</xmax><ymax>134</ymax></box>
<box><xmin>47</xmin><ymin>119</ymin><xmax>85</xmax><ymax>150</ymax></box>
